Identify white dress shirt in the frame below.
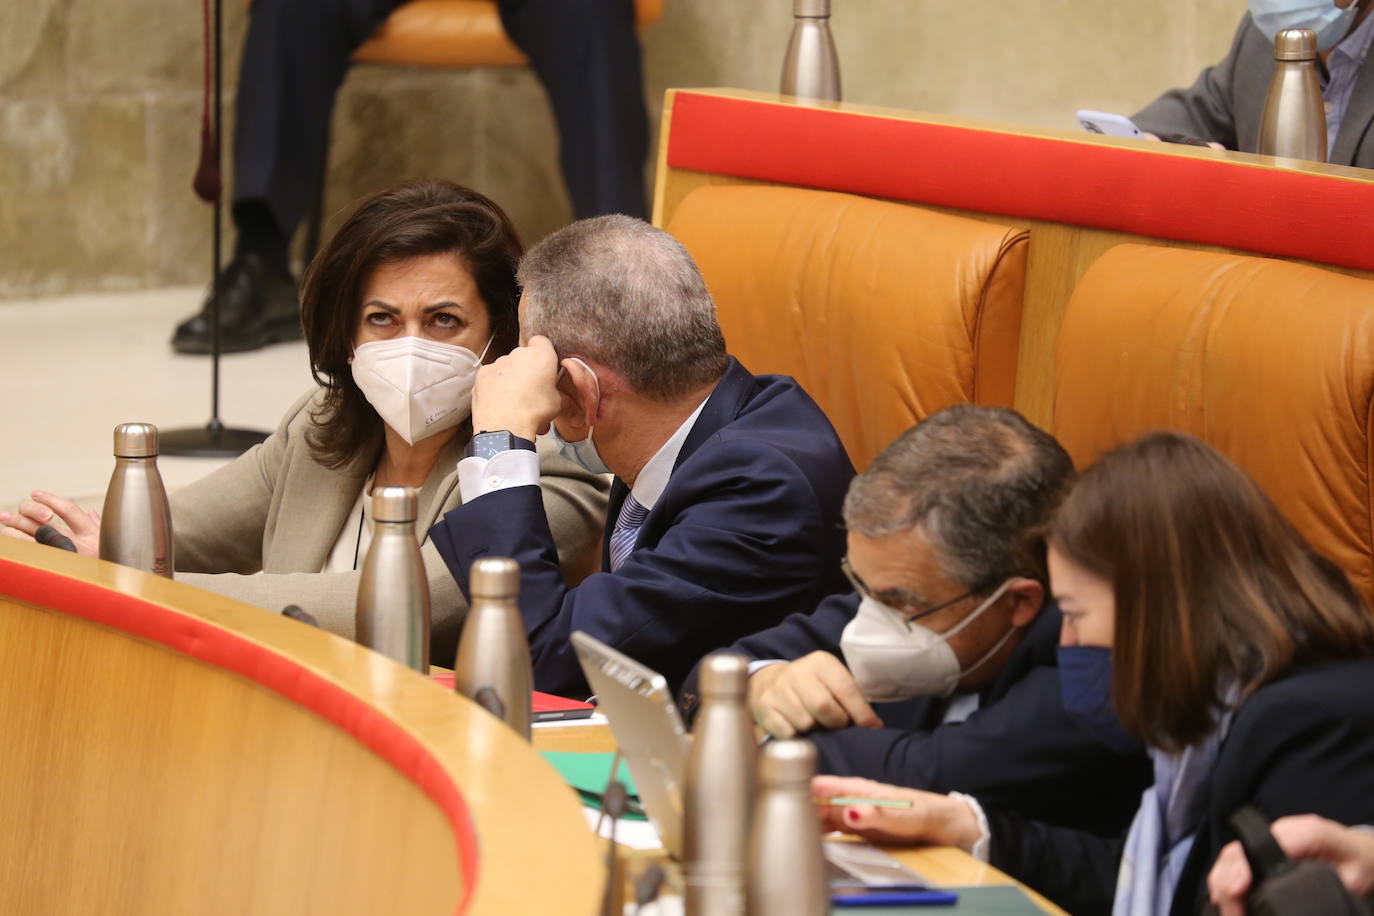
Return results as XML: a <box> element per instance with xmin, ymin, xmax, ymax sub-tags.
<box><xmin>1324</xmin><ymin>11</ymin><xmax>1374</xmax><ymax>154</ymax></box>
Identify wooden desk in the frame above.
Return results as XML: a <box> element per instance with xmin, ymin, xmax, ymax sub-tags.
<box><xmin>0</xmin><ymin>538</ymin><xmax>602</xmax><ymax>916</ymax></box>
<box><xmin>534</xmin><ymin>722</ymin><xmax>1069</xmax><ymax>915</ymax></box>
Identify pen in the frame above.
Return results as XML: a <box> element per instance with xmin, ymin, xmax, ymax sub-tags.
<box><xmin>821</xmin><ymin>796</ymin><xmax>915</xmax><ymax>809</ymax></box>
<box><xmin>831</xmin><ymin>889</ymin><xmax>959</xmax><ymax>907</ymax></box>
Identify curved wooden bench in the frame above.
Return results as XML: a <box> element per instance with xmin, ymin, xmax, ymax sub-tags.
<box><xmin>0</xmin><ymin>537</ymin><xmax>601</xmax><ymax>915</ymax></box>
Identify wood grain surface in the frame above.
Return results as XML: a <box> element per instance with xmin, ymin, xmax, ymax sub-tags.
<box><xmin>0</xmin><ymin>537</ymin><xmax>602</xmax><ymax>916</ymax></box>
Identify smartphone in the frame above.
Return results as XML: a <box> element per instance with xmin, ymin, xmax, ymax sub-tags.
<box><xmin>1076</xmin><ymin>109</ymin><xmax>1145</xmax><ymax>139</ymax></box>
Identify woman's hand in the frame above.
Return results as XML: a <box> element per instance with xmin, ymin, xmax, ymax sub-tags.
<box><xmin>811</xmin><ymin>775</ymin><xmax>983</xmax><ymax>851</ymax></box>
<box><xmin>1207</xmin><ymin>814</ymin><xmax>1374</xmax><ymax>915</ymax></box>
<box><xmin>0</xmin><ymin>491</ymin><xmax>101</xmax><ymax>556</ymax></box>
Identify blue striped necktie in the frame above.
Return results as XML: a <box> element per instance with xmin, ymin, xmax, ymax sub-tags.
<box><xmin>608</xmin><ymin>494</ymin><xmax>649</xmax><ymax>571</ymax></box>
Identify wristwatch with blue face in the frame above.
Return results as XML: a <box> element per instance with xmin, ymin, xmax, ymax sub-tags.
<box><xmin>464</xmin><ymin>430</ymin><xmax>536</xmax><ymax>461</ymax></box>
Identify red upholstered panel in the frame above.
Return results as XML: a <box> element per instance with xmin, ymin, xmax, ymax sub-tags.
<box><xmin>666</xmin><ymin>92</ymin><xmax>1374</xmax><ymax>272</ymax></box>
<box><xmin>0</xmin><ymin>556</ymin><xmax>480</xmax><ymax>916</ymax></box>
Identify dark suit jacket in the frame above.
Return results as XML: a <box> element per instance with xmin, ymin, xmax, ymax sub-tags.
<box><xmin>1133</xmin><ymin>12</ymin><xmax>1374</xmax><ymax>168</ymax></box>
<box><xmin>687</xmin><ymin>594</ymin><xmax>1151</xmax><ymax>836</ymax></box>
<box><xmin>429</xmin><ymin>358</ymin><xmax>855</xmax><ymax>696</ymax></box>
<box><xmin>984</xmin><ymin>657</ymin><xmax>1374</xmax><ymax>916</ymax></box>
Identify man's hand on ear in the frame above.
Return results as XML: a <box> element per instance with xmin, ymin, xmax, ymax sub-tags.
<box><xmin>471</xmin><ymin>335</ymin><xmax>563</xmax><ymax>441</ymax></box>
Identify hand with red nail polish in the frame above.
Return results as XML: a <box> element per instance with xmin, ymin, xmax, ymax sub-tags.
<box><xmin>811</xmin><ymin>775</ymin><xmax>982</xmax><ymax>852</ymax></box>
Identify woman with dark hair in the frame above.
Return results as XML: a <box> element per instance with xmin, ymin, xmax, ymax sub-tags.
<box><xmin>810</xmin><ymin>431</ymin><xmax>1374</xmax><ymax>915</ymax></box>
<box><xmin>1</xmin><ymin>180</ymin><xmax>608</xmax><ymax>661</ymax></box>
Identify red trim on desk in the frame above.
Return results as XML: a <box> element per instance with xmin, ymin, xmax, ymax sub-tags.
<box><xmin>0</xmin><ymin>556</ymin><xmax>480</xmax><ymax>915</ymax></box>
<box><xmin>666</xmin><ymin>92</ymin><xmax>1374</xmax><ymax>272</ymax></box>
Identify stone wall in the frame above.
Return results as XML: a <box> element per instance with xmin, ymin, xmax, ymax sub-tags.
<box><xmin>0</xmin><ymin>0</ymin><xmax>1243</xmax><ymax>299</ymax></box>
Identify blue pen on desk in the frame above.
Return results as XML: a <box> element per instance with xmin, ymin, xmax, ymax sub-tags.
<box><xmin>831</xmin><ymin>888</ymin><xmax>959</xmax><ymax>907</ymax></box>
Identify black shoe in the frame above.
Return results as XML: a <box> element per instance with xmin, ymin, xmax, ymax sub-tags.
<box><xmin>171</xmin><ymin>253</ymin><xmax>303</xmax><ymax>354</ymax></box>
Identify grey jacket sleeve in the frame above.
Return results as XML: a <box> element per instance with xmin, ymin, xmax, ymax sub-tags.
<box><xmin>173</xmin><ymin>543</ymin><xmax>459</xmax><ymax>641</ymax></box>
<box><xmin>173</xmin><ymin>431</ymin><xmax>609</xmax><ymax>651</ymax></box>
<box><xmin>169</xmin><ymin>393</ymin><xmax>304</xmax><ymax>577</ymax></box>
<box><xmin>1132</xmin><ymin>14</ymin><xmax>1250</xmax><ymax>149</ymax></box>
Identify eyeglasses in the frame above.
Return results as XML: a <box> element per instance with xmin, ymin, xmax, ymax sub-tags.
<box><xmin>841</xmin><ymin>556</ymin><xmax>975</xmax><ymax>630</ymax></box>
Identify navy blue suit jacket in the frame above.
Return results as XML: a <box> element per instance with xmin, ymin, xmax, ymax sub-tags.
<box><xmin>429</xmin><ymin>358</ymin><xmax>855</xmax><ymax>696</ymax></box>
<box><xmin>688</xmin><ymin>593</ymin><xmax>1152</xmax><ymax>837</ymax></box>
<box><xmin>985</xmin><ymin>657</ymin><xmax>1374</xmax><ymax>916</ymax></box>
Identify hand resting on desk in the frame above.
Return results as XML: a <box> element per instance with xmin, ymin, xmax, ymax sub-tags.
<box><xmin>812</xmin><ymin>775</ymin><xmax>982</xmax><ymax>852</ymax></box>
<box><xmin>0</xmin><ymin>491</ymin><xmax>100</xmax><ymax>556</ymax></box>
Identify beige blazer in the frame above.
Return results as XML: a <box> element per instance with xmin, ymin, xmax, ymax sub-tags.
<box><xmin>171</xmin><ymin>389</ymin><xmax>609</xmax><ymax>661</ymax></box>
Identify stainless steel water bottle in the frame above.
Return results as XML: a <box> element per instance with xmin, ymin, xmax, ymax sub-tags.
<box><xmin>1258</xmin><ymin>28</ymin><xmax>1327</xmax><ymax>162</ymax></box>
<box><xmin>99</xmin><ymin>423</ymin><xmax>174</xmax><ymax>578</ymax></box>
<box><xmin>684</xmin><ymin>652</ymin><xmax>757</xmax><ymax>916</ymax></box>
<box><xmin>780</xmin><ymin>0</ymin><xmax>841</xmax><ymax>102</ymax></box>
<box><xmin>746</xmin><ymin>739</ymin><xmax>828</xmax><ymax>916</ymax></box>
<box><xmin>355</xmin><ymin>486</ymin><xmax>430</xmax><ymax>672</ymax></box>
<box><xmin>452</xmin><ymin>557</ymin><xmax>533</xmax><ymax>740</ymax></box>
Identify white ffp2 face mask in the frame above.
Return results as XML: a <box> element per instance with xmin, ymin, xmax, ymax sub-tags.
<box><xmin>351</xmin><ymin>336</ymin><xmax>490</xmax><ymax>446</ymax></box>
<box><xmin>840</xmin><ymin>580</ymin><xmax>1014</xmax><ymax>702</ymax></box>
<box><xmin>1249</xmin><ymin>0</ymin><xmax>1357</xmax><ymax>52</ymax></box>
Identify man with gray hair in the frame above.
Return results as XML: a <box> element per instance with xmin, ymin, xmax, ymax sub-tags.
<box><xmin>684</xmin><ymin>405</ymin><xmax>1151</xmax><ymax>837</ymax></box>
<box><xmin>428</xmin><ymin>215</ymin><xmax>855</xmax><ymax>696</ymax></box>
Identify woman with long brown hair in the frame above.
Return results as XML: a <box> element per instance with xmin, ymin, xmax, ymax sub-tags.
<box><xmin>1</xmin><ymin>180</ymin><xmax>607</xmax><ymax>662</ymax></box>
<box><xmin>812</xmin><ymin>431</ymin><xmax>1374</xmax><ymax>915</ymax></box>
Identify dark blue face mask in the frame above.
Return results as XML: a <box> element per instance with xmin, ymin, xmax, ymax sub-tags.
<box><xmin>1056</xmin><ymin>645</ymin><xmax>1141</xmax><ymax>756</ymax></box>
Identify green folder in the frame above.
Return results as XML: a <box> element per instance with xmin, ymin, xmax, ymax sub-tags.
<box><xmin>540</xmin><ymin>751</ymin><xmax>647</xmax><ymax>820</ymax></box>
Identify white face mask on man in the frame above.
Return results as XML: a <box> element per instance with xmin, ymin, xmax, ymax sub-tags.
<box><xmin>839</xmin><ymin>580</ymin><xmax>1015</xmax><ymax>702</ymax></box>
<box><xmin>351</xmin><ymin>335</ymin><xmax>491</xmax><ymax>446</ymax></box>
<box><xmin>1249</xmin><ymin>0</ymin><xmax>1357</xmax><ymax>52</ymax></box>
<box><xmin>548</xmin><ymin>356</ymin><xmax>612</xmax><ymax>475</ymax></box>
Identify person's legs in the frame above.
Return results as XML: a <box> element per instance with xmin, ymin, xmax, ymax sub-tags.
<box><xmin>497</xmin><ymin>0</ymin><xmax>649</xmax><ymax>220</ymax></box>
<box><xmin>172</xmin><ymin>0</ymin><xmax>400</xmax><ymax>354</ymax></box>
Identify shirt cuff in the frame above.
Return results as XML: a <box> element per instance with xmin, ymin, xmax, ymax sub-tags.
<box><xmin>747</xmin><ymin>659</ymin><xmax>785</xmax><ymax>676</ymax></box>
<box><xmin>948</xmin><ymin>792</ymin><xmax>991</xmax><ymax>862</ymax></box>
<box><xmin>458</xmin><ymin>448</ymin><xmax>541</xmax><ymax>502</ymax></box>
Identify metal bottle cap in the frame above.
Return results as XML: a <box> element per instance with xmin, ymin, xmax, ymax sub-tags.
<box><xmin>700</xmin><ymin>652</ymin><xmax>750</xmax><ymax>698</ymax></box>
<box><xmin>371</xmin><ymin>485</ymin><xmax>417</xmax><ymax>522</ymax></box>
<box><xmin>1274</xmin><ymin>27</ymin><xmax>1317</xmax><ymax>61</ymax></box>
<box><xmin>113</xmin><ymin>422</ymin><xmax>160</xmax><ymax>457</ymax></box>
<box><xmin>470</xmin><ymin>556</ymin><xmax>520</xmax><ymax>600</ymax></box>
<box><xmin>793</xmin><ymin>0</ymin><xmax>830</xmax><ymax>17</ymax></box>
<box><xmin>759</xmin><ymin>739</ymin><xmax>816</xmax><ymax>787</ymax></box>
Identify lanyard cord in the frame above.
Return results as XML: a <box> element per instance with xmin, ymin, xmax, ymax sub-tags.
<box><xmin>352</xmin><ymin>503</ymin><xmax>365</xmax><ymax>570</ymax></box>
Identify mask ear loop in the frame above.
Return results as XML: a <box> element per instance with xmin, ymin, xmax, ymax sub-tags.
<box><xmin>561</xmin><ymin>357</ymin><xmax>603</xmax><ymax>443</ymax></box>
<box><xmin>952</xmin><ymin>580</ymin><xmax>1020</xmax><ymax>680</ymax></box>
<box><xmin>939</xmin><ymin>578</ymin><xmax>1013</xmax><ymax>642</ymax></box>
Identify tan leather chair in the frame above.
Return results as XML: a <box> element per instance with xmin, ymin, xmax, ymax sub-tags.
<box><xmin>666</xmin><ymin>184</ymin><xmax>1028</xmax><ymax>470</ymax></box>
<box><xmin>301</xmin><ymin>0</ymin><xmax>665</xmax><ymax>257</ymax></box>
<box><xmin>354</xmin><ymin>0</ymin><xmax>664</xmax><ymax>67</ymax></box>
<box><xmin>1052</xmin><ymin>244</ymin><xmax>1374</xmax><ymax>605</ymax></box>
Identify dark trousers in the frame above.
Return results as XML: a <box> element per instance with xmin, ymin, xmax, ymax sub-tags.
<box><xmin>232</xmin><ymin>0</ymin><xmax>649</xmax><ymax>242</ymax></box>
